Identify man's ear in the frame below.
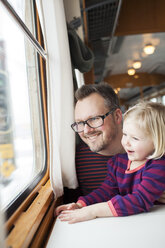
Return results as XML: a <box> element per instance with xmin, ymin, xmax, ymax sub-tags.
<box><xmin>114</xmin><ymin>109</ymin><xmax>123</xmax><ymax>124</ymax></box>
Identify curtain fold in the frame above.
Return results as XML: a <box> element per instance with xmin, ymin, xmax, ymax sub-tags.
<box><xmin>67</xmin><ymin>23</ymin><xmax>94</xmax><ymax>90</ymax></box>
<box><xmin>67</xmin><ymin>24</ymin><xmax>94</xmax><ymax>73</ymax></box>
<box><xmin>36</xmin><ymin>0</ymin><xmax>78</xmax><ymax>199</ymax></box>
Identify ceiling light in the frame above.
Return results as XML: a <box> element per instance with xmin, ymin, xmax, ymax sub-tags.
<box><xmin>143</xmin><ymin>44</ymin><xmax>155</xmax><ymax>55</ymax></box>
<box><xmin>114</xmin><ymin>88</ymin><xmax>120</xmax><ymax>94</ymax></box>
<box><xmin>127</xmin><ymin>68</ymin><xmax>135</xmax><ymax>76</ymax></box>
<box><xmin>132</xmin><ymin>60</ymin><xmax>141</xmax><ymax>69</ymax></box>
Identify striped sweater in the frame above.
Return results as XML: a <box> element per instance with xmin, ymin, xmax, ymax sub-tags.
<box><xmin>76</xmin><ymin>143</ymin><xmax>110</xmax><ymax>195</ymax></box>
<box><xmin>78</xmin><ymin>153</ymin><xmax>165</xmax><ymax>216</ymax></box>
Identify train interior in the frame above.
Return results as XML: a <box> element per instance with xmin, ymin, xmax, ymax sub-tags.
<box><xmin>78</xmin><ymin>0</ymin><xmax>165</xmax><ymax>108</ymax></box>
<box><xmin>0</xmin><ymin>0</ymin><xmax>165</xmax><ymax>247</ymax></box>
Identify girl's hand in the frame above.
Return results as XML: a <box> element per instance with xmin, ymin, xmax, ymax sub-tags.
<box><xmin>55</xmin><ymin>202</ymin><xmax>82</xmax><ymax>216</ymax></box>
<box><xmin>58</xmin><ymin>202</ymin><xmax>112</xmax><ymax>224</ymax></box>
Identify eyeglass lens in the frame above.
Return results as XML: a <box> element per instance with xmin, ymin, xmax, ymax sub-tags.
<box><xmin>73</xmin><ymin>116</ymin><xmax>104</xmax><ymax>132</ymax></box>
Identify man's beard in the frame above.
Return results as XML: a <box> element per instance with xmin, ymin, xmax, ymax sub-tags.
<box><xmin>84</xmin><ymin>131</ymin><xmax>109</xmax><ymax>153</ymax></box>
<box><xmin>89</xmin><ymin>139</ymin><xmax>108</xmax><ymax>153</ymax></box>
<box><xmin>84</xmin><ymin>124</ymin><xmax>118</xmax><ymax>153</ymax></box>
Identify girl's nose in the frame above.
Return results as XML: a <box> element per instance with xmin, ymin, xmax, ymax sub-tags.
<box><xmin>125</xmin><ymin>138</ymin><xmax>131</xmax><ymax>146</ymax></box>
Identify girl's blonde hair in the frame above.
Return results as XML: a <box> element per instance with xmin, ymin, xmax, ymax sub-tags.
<box><xmin>123</xmin><ymin>101</ymin><xmax>165</xmax><ymax>160</ymax></box>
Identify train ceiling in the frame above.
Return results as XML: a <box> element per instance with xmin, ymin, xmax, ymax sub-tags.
<box><xmin>80</xmin><ymin>0</ymin><xmax>165</xmax><ymax>105</ymax></box>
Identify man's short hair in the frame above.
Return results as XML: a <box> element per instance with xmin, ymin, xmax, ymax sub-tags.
<box><xmin>75</xmin><ymin>82</ymin><xmax>120</xmax><ymax>110</ymax></box>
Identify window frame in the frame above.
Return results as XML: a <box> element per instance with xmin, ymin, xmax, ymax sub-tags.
<box><xmin>0</xmin><ymin>0</ymin><xmax>50</xmax><ymax>228</ymax></box>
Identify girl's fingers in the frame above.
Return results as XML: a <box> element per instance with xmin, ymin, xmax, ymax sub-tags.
<box><xmin>58</xmin><ymin>211</ymin><xmax>73</xmax><ymax>221</ymax></box>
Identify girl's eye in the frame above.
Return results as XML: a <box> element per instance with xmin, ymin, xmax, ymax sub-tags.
<box><xmin>133</xmin><ymin>137</ymin><xmax>139</xmax><ymax>141</ymax></box>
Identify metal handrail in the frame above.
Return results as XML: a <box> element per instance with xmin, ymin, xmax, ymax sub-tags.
<box><xmin>0</xmin><ymin>0</ymin><xmax>47</xmax><ymax>59</ymax></box>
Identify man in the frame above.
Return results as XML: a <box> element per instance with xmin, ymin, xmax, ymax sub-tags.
<box><xmin>71</xmin><ymin>82</ymin><xmax>125</xmax><ymax>196</ymax></box>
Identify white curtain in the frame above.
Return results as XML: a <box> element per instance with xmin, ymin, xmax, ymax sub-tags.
<box><xmin>75</xmin><ymin>69</ymin><xmax>84</xmax><ymax>88</ymax></box>
<box><xmin>36</xmin><ymin>0</ymin><xmax>78</xmax><ymax>199</ymax></box>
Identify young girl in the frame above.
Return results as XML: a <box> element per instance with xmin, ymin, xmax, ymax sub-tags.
<box><xmin>55</xmin><ymin>101</ymin><xmax>165</xmax><ymax>223</ymax></box>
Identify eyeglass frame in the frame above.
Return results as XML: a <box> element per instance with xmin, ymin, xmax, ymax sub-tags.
<box><xmin>71</xmin><ymin>108</ymin><xmax>116</xmax><ymax>133</ymax></box>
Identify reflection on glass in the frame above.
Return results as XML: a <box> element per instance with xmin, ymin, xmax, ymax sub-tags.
<box><xmin>0</xmin><ymin>1</ymin><xmax>45</xmax><ymax>209</ymax></box>
<box><xmin>5</xmin><ymin>0</ymin><xmax>35</xmax><ymax>35</ymax></box>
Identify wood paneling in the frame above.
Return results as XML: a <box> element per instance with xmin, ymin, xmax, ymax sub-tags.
<box><xmin>115</xmin><ymin>0</ymin><xmax>165</xmax><ymax>36</ymax></box>
<box><xmin>82</xmin><ymin>0</ymin><xmax>95</xmax><ymax>84</ymax></box>
<box><xmin>104</xmin><ymin>73</ymin><xmax>165</xmax><ymax>88</ymax></box>
<box><xmin>6</xmin><ymin>180</ymin><xmax>54</xmax><ymax>248</ymax></box>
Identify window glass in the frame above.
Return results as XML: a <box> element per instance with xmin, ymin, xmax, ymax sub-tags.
<box><xmin>6</xmin><ymin>0</ymin><xmax>35</xmax><ymax>35</ymax></box>
<box><xmin>0</xmin><ymin>1</ymin><xmax>46</xmax><ymax>211</ymax></box>
<box><xmin>150</xmin><ymin>97</ymin><xmax>157</xmax><ymax>102</ymax></box>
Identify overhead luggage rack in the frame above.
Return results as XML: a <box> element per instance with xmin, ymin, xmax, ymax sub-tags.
<box><xmin>82</xmin><ymin>0</ymin><xmax>122</xmax><ymax>41</ymax></box>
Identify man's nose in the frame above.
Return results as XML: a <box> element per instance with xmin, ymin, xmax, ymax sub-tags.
<box><xmin>83</xmin><ymin>123</ymin><xmax>94</xmax><ymax>134</ymax></box>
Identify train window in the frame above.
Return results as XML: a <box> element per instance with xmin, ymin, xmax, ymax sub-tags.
<box><xmin>6</xmin><ymin>0</ymin><xmax>37</xmax><ymax>36</ymax></box>
<box><xmin>150</xmin><ymin>98</ymin><xmax>157</xmax><ymax>102</ymax></box>
<box><xmin>0</xmin><ymin>1</ymin><xmax>46</xmax><ymax>216</ymax></box>
<box><xmin>162</xmin><ymin>95</ymin><xmax>165</xmax><ymax>104</ymax></box>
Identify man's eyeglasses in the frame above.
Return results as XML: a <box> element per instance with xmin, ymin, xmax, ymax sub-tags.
<box><xmin>71</xmin><ymin>109</ymin><xmax>116</xmax><ymax>133</ymax></box>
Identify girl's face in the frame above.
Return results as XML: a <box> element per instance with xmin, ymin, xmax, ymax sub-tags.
<box><xmin>121</xmin><ymin>118</ymin><xmax>154</xmax><ymax>162</ymax></box>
